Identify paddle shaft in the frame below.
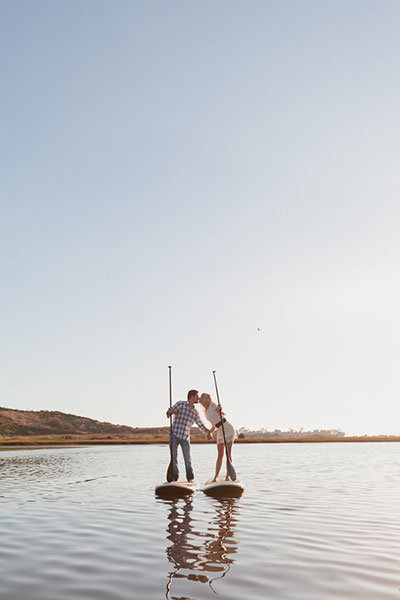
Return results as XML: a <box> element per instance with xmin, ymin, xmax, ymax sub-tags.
<box><xmin>212</xmin><ymin>370</ymin><xmax>237</xmax><ymax>481</ymax></box>
<box><xmin>166</xmin><ymin>366</ymin><xmax>174</xmax><ymax>482</ymax></box>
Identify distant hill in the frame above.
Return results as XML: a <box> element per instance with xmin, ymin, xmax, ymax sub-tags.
<box><xmin>0</xmin><ymin>407</ymin><xmax>167</xmax><ymax>437</ymax></box>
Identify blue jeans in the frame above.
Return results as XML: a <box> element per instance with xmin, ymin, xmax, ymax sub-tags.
<box><xmin>171</xmin><ymin>435</ymin><xmax>194</xmax><ymax>481</ymax></box>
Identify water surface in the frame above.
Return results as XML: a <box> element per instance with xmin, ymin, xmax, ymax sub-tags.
<box><xmin>1</xmin><ymin>442</ymin><xmax>399</xmax><ymax>599</ymax></box>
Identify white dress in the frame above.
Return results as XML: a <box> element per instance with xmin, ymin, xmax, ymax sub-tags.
<box><xmin>205</xmin><ymin>404</ymin><xmax>236</xmax><ymax>444</ymax></box>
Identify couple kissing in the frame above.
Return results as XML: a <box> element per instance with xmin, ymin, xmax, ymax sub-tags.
<box><xmin>166</xmin><ymin>389</ymin><xmax>236</xmax><ymax>483</ymax></box>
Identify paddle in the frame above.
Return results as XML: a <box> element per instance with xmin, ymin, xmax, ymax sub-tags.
<box><xmin>166</xmin><ymin>366</ymin><xmax>174</xmax><ymax>482</ymax></box>
<box><xmin>212</xmin><ymin>370</ymin><xmax>237</xmax><ymax>481</ymax></box>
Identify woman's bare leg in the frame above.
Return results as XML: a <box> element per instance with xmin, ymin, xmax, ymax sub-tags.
<box><xmin>213</xmin><ymin>443</ymin><xmax>225</xmax><ymax>481</ymax></box>
<box><xmin>225</xmin><ymin>441</ymin><xmax>234</xmax><ymax>480</ymax></box>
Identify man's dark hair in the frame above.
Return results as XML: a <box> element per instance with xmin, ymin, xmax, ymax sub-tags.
<box><xmin>187</xmin><ymin>389</ymin><xmax>198</xmax><ymax>400</ymax></box>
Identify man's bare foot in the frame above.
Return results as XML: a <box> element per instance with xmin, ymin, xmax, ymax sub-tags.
<box><xmin>212</xmin><ymin>477</ymin><xmax>217</xmax><ymax>482</ymax></box>
<box><xmin>225</xmin><ymin>475</ymin><xmax>231</xmax><ymax>481</ymax></box>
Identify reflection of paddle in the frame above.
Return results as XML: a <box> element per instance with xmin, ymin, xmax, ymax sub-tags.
<box><xmin>166</xmin><ymin>366</ymin><xmax>174</xmax><ymax>482</ymax></box>
<box><xmin>212</xmin><ymin>371</ymin><xmax>237</xmax><ymax>481</ymax></box>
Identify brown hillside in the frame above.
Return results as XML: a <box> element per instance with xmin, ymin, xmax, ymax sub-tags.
<box><xmin>0</xmin><ymin>407</ymin><xmax>165</xmax><ymax>437</ymax></box>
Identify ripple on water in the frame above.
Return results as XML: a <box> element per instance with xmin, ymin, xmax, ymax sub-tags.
<box><xmin>1</xmin><ymin>443</ymin><xmax>400</xmax><ymax>600</ymax></box>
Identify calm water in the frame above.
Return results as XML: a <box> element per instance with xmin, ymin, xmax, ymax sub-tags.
<box><xmin>1</xmin><ymin>442</ymin><xmax>399</xmax><ymax>600</ymax></box>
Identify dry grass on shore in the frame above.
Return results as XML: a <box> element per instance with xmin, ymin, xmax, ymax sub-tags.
<box><xmin>1</xmin><ymin>433</ymin><xmax>400</xmax><ymax>447</ymax></box>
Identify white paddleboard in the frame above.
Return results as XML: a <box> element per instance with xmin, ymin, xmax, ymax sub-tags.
<box><xmin>202</xmin><ymin>479</ymin><xmax>244</xmax><ymax>498</ymax></box>
<box><xmin>155</xmin><ymin>480</ymin><xmax>196</xmax><ymax>499</ymax></box>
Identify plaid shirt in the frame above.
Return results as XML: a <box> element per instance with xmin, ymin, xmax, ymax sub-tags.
<box><xmin>171</xmin><ymin>401</ymin><xmax>208</xmax><ymax>440</ymax></box>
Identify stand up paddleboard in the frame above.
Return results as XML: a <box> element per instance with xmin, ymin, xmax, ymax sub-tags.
<box><xmin>155</xmin><ymin>480</ymin><xmax>196</xmax><ymax>499</ymax></box>
<box><xmin>202</xmin><ymin>479</ymin><xmax>244</xmax><ymax>499</ymax></box>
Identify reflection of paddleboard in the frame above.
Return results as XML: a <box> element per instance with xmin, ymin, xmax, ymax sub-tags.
<box><xmin>202</xmin><ymin>479</ymin><xmax>244</xmax><ymax>498</ymax></box>
<box><xmin>155</xmin><ymin>480</ymin><xmax>196</xmax><ymax>499</ymax></box>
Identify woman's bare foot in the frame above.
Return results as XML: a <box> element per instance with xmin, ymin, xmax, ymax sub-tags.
<box><xmin>225</xmin><ymin>475</ymin><xmax>231</xmax><ymax>481</ymax></box>
<box><xmin>212</xmin><ymin>477</ymin><xmax>217</xmax><ymax>482</ymax></box>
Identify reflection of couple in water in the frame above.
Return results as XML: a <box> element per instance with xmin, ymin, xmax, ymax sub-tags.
<box><xmin>165</xmin><ymin>496</ymin><xmax>240</xmax><ymax>598</ymax></box>
<box><xmin>166</xmin><ymin>389</ymin><xmax>236</xmax><ymax>483</ymax></box>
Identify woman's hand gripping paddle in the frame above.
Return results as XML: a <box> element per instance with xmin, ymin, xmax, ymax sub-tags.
<box><xmin>166</xmin><ymin>366</ymin><xmax>174</xmax><ymax>482</ymax></box>
<box><xmin>212</xmin><ymin>370</ymin><xmax>237</xmax><ymax>481</ymax></box>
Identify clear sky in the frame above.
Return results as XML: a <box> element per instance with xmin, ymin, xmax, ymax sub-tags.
<box><xmin>1</xmin><ymin>1</ymin><xmax>400</xmax><ymax>435</ymax></box>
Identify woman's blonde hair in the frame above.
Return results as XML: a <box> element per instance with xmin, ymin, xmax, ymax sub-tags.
<box><xmin>200</xmin><ymin>393</ymin><xmax>225</xmax><ymax>415</ymax></box>
<box><xmin>200</xmin><ymin>393</ymin><xmax>212</xmax><ymax>409</ymax></box>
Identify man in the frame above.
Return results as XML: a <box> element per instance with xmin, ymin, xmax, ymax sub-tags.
<box><xmin>166</xmin><ymin>389</ymin><xmax>212</xmax><ymax>482</ymax></box>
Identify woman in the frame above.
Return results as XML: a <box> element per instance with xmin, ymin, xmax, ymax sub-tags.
<box><xmin>199</xmin><ymin>393</ymin><xmax>237</xmax><ymax>482</ymax></box>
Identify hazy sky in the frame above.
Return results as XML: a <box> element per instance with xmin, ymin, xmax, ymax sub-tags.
<box><xmin>2</xmin><ymin>1</ymin><xmax>400</xmax><ymax>435</ymax></box>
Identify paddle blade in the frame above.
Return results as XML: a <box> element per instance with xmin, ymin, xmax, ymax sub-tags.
<box><xmin>227</xmin><ymin>460</ymin><xmax>237</xmax><ymax>481</ymax></box>
<box><xmin>166</xmin><ymin>461</ymin><xmax>174</xmax><ymax>483</ymax></box>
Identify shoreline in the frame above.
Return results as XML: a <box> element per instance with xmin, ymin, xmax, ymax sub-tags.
<box><xmin>1</xmin><ymin>434</ymin><xmax>400</xmax><ymax>448</ymax></box>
